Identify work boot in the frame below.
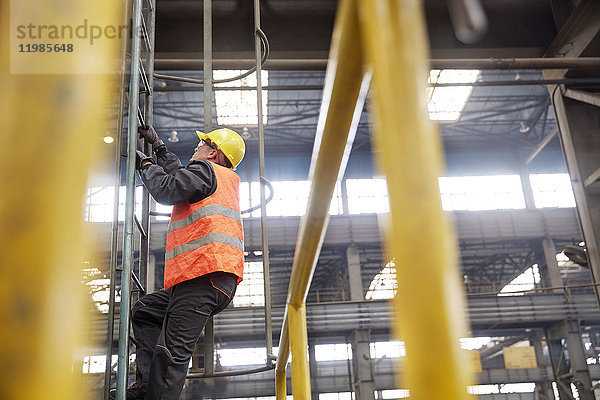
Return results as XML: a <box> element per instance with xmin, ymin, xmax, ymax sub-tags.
<box><xmin>109</xmin><ymin>382</ymin><xmax>145</xmax><ymax>400</ymax></box>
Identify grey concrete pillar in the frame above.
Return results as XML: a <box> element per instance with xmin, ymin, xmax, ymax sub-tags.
<box><xmin>347</xmin><ymin>245</ymin><xmax>363</xmax><ymax>301</ymax></box>
<box><xmin>547</xmin><ymin>320</ymin><xmax>594</xmax><ymax>400</ymax></box>
<box><xmin>532</xmin><ymin>333</ymin><xmax>555</xmax><ymax>400</ymax></box>
<box><xmin>350</xmin><ymin>330</ymin><xmax>376</xmax><ymax>400</ymax></box>
<box><xmin>519</xmin><ymin>152</ymin><xmax>536</xmax><ymax>209</ymax></box>
<box><xmin>309</xmin><ymin>341</ymin><xmax>319</xmax><ymax>400</ymax></box>
<box><xmin>540</xmin><ymin>238</ymin><xmax>563</xmax><ymax>290</ymax></box>
<box><xmin>566</xmin><ymin>320</ymin><xmax>595</xmax><ymax>400</ymax></box>
<box><xmin>550</xmin><ymin>90</ymin><xmax>600</xmax><ymax>307</ymax></box>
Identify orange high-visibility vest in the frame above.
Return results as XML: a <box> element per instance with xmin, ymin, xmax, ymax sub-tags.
<box><xmin>164</xmin><ymin>162</ymin><xmax>244</xmax><ymax>289</ymax></box>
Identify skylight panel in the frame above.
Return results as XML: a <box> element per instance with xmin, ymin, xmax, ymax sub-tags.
<box><xmin>214</xmin><ymin>70</ymin><xmax>268</xmax><ymax>126</ymax></box>
<box><xmin>530</xmin><ymin>173</ymin><xmax>576</xmax><ymax>208</ymax></box>
<box><xmin>365</xmin><ymin>261</ymin><xmax>396</xmax><ymax>300</ymax></box>
<box><xmin>427</xmin><ymin>69</ymin><xmax>479</xmax><ymax>121</ymax></box>
<box><xmin>499</xmin><ymin>264</ymin><xmax>540</xmax><ymax>296</ymax></box>
<box><xmin>438</xmin><ymin>175</ymin><xmax>526</xmax><ymax>211</ymax></box>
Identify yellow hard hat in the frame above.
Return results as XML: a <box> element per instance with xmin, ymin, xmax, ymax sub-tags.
<box><xmin>196</xmin><ymin>128</ymin><xmax>246</xmax><ymax>170</ymax></box>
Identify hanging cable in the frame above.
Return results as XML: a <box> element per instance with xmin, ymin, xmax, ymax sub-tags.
<box><xmin>241</xmin><ymin>177</ymin><xmax>274</xmax><ymax>215</ymax></box>
<box><xmin>149</xmin><ymin>177</ymin><xmax>273</xmax><ymax>218</ymax></box>
<box><xmin>153</xmin><ymin>29</ymin><xmax>270</xmax><ymax>85</ymax></box>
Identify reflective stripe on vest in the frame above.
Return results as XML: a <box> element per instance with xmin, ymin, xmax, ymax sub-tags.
<box><xmin>165</xmin><ymin>232</ymin><xmax>244</xmax><ymax>261</ymax></box>
<box><xmin>167</xmin><ymin>204</ymin><xmax>242</xmax><ymax>233</ymax></box>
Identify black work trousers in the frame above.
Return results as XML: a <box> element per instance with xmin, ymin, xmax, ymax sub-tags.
<box><xmin>131</xmin><ymin>272</ymin><xmax>237</xmax><ymax>400</ymax></box>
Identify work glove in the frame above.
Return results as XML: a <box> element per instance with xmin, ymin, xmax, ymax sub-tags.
<box><xmin>136</xmin><ymin>150</ymin><xmax>155</xmax><ymax>170</ymax></box>
<box><xmin>138</xmin><ymin>125</ymin><xmax>165</xmax><ymax>152</ymax></box>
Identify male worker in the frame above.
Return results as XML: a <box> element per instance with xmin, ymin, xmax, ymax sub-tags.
<box><xmin>115</xmin><ymin>126</ymin><xmax>246</xmax><ymax>400</ymax></box>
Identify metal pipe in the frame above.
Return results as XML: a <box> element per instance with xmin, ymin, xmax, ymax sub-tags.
<box><xmin>153</xmin><ymin>57</ymin><xmax>600</xmax><ymax>71</ymax></box>
<box><xmin>116</xmin><ymin>0</ymin><xmax>144</xmax><ymax>397</ymax></box>
<box><xmin>103</xmin><ymin>1</ymin><xmax>131</xmax><ymax>397</ymax></box>
<box><xmin>153</xmin><ymin>33</ymin><xmax>268</xmax><ymax>85</ymax></box>
<box><xmin>274</xmin><ymin>0</ymin><xmax>370</xmax><ymax>396</ymax></box>
<box><xmin>140</xmin><ymin>0</ymin><xmax>157</xmax><ymax>296</ymax></box>
<box><xmin>202</xmin><ymin>0</ymin><xmax>215</xmax><ymax>377</ymax></box>
<box><xmin>153</xmin><ymin>77</ymin><xmax>600</xmax><ymax>93</ymax></box>
<box><xmin>186</xmin><ymin>363</ymin><xmax>275</xmax><ymax>378</ymax></box>
<box><xmin>358</xmin><ymin>0</ymin><xmax>473</xmax><ymax>399</ymax></box>
<box><xmin>253</xmin><ymin>0</ymin><xmax>274</xmax><ymax>361</ymax></box>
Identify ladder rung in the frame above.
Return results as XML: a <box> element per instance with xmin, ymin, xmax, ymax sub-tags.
<box><xmin>149</xmin><ymin>210</ymin><xmax>172</xmax><ymax>217</ymax></box>
<box><xmin>143</xmin><ymin>0</ymin><xmax>154</xmax><ymax>13</ymax></box>
<box><xmin>131</xmin><ymin>272</ymin><xmax>146</xmax><ymax>295</ymax></box>
<box><xmin>134</xmin><ymin>215</ymin><xmax>147</xmax><ymax>239</ymax></box>
<box><xmin>137</xmin><ymin>107</ymin><xmax>145</xmax><ymax>127</ymax></box>
<box><xmin>140</xmin><ymin>14</ymin><xmax>152</xmax><ymax>53</ymax></box>
<box><xmin>138</xmin><ymin>61</ymin><xmax>151</xmax><ymax>94</ymax></box>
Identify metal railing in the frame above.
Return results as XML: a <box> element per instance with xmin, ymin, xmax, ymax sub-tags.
<box><xmin>274</xmin><ymin>1</ymin><xmax>473</xmax><ymax>399</ymax></box>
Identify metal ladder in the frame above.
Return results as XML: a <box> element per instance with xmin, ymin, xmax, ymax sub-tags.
<box><xmin>103</xmin><ymin>0</ymin><xmax>157</xmax><ymax>398</ymax></box>
<box><xmin>105</xmin><ymin>1</ymin><xmax>276</xmax><ymax>399</ymax></box>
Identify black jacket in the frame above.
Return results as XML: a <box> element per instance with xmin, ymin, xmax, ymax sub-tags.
<box><xmin>140</xmin><ymin>147</ymin><xmax>217</xmax><ymax>205</ymax></box>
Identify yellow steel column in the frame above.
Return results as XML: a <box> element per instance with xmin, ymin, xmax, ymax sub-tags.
<box><xmin>0</xmin><ymin>1</ymin><xmax>121</xmax><ymax>400</ymax></box>
<box><xmin>275</xmin><ymin>325</ymin><xmax>289</xmax><ymax>400</ymax></box>
<box><xmin>274</xmin><ymin>0</ymin><xmax>368</xmax><ymax>398</ymax></box>
<box><xmin>288</xmin><ymin>304</ymin><xmax>310</xmax><ymax>399</ymax></box>
<box><xmin>357</xmin><ymin>1</ymin><xmax>473</xmax><ymax>400</ymax></box>
<box><xmin>275</xmin><ymin>367</ymin><xmax>288</xmax><ymax>400</ymax></box>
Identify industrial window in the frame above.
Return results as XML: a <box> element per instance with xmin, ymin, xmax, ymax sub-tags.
<box><xmin>530</xmin><ymin>173</ymin><xmax>576</xmax><ymax>208</ymax></box>
<box><xmin>82</xmin><ymin>354</ymin><xmax>124</xmax><ymax>374</ymax></box>
<box><xmin>82</xmin><ymin>264</ymin><xmax>112</xmax><ymax>313</ymax></box>
<box><xmin>216</xmin><ymin>347</ymin><xmax>267</xmax><ymax>367</ymax></box>
<box><xmin>314</xmin><ymin>343</ymin><xmax>352</xmax><ymax>361</ymax></box>
<box><xmin>379</xmin><ymin>389</ymin><xmax>410</xmax><ymax>399</ymax></box>
<box><xmin>499</xmin><ymin>264</ymin><xmax>540</xmax><ymax>296</ymax></box>
<box><xmin>365</xmin><ymin>261</ymin><xmax>396</xmax><ymax>300</ymax></box>
<box><xmin>438</xmin><ymin>175</ymin><xmax>526</xmax><ymax>211</ymax></box>
<box><xmin>460</xmin><ymin>337</ymin><xmax>492</xmax><ymax>350</ymax></box>
<box><xmin>214</xmin><ymin>70</ymin><xmax>268</xmax><ymax>126</ymax></box>
<box><xmin>370</xmin><ymin>341</ymin><xmax>405</xmax><ymax>358</ymax></box>
<box><xmin>346</xmin><ymin>178</ymin><xmax>389</xmax><ymax>214</ymax></box>
<box><xmin>427</xmin><ymin>69</ymin><xmax>480</xmax><ymax>121</ymax></box>
<box><xmin>84</xmin><ymin>186</ymin><xmax>143</xmax><ymax>222</ymax></box>
<box><xmin>467</xmin><ymin>383</ymin><xmax>536</xmax><ymax>395</ymax></box>
<box><xmin>154</xmin><ymin>202</ymin><xmax>172</xmax><ymax>221</ymax></box>
<box><xmin>467</xmin><ymin>385</ymin><xmax>500</xmax><ymax>395</ymax></box>
<box><xmin>248</xmin><ymin>180</ymin><xmax>343</xmax><ymax>217</ymax></box>
<box><xmin>216</xmin><ymin>397</ymin><xmax>293</xmax><ymax>400</ymax></box>
<box><xmin>499</xmin><ymin>383</ymin><xmax>536</xmax><ymax>394</ymax></box>
<box><xmin>233</xmin><ymin>261</ymin><xmax>265</xmax><ymax>307</ymax></box>
<box><xmin>319</xmin><ymin>393</ymin><xmax>354</xmax><ymax>400</ymax></box>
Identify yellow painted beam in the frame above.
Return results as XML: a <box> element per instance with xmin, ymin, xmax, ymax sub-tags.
<box><xmin>275</xmin><ymin>0</ymin><xmax>369</xmax><ymax>397</ymax></box>
<box><xmin>275</xmin><ymin>321</ymin><xmax>289</xmax><ymax>400</ymax></box>
<box><xmin>275</xmin><ymin>365</ymin><xmax>288</xmax><ymax>400</ymax></box>
<box><xmin>357</xmin><ymin>1</ymin><xmax>474</xmax><ymax>400</ymax></box>
<box><xmin>288</xmin><ymin>304</ymin><xmax>310</xmax><ymax>399</ymax></box>
<box><xmin>0</xmin><ymin>1</ymin><xmax>122</xmax><ymax>399</ymax></box>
